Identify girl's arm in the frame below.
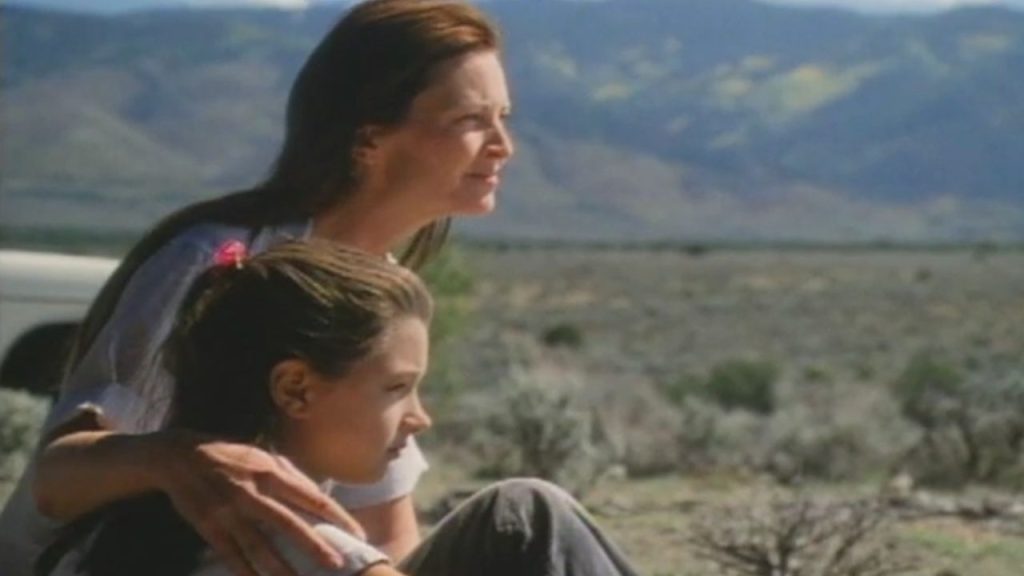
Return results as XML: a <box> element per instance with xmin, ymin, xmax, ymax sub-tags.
<box><xmin>35</xmin><ymin>412</ymin><xmax>364</xmax><ymax>576</ymax></box>
<box><xmin>350</xmin><ymin>495</ymin><xmax>420</xmax><ymax>563</ymax></box>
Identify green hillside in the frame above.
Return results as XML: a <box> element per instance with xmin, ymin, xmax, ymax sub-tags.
<box><xmin>2</xmin><ymin>0</ymin><xmax>1022</xmax><ymax>241</ymax></box>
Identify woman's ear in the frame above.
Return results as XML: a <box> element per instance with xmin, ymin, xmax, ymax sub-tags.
<box><xmin>269</xmin><ymin>359</ymin><xmax>317</xmax><ymax>419</ymax></box>
<box><xmin>356</xmin><ymin>125</ymin><xmax>380</xmax><ymax>161</ymax></box>
<box><xmin>353</xmin><ymin>125</ymin><xmax>389</xmax><ymax>166</ymax></box>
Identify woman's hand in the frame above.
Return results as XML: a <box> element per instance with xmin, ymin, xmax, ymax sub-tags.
<box><xmin>156</xmin><ymin>430</ymin><xmax>365</xmax><ymax>576</ymax></box>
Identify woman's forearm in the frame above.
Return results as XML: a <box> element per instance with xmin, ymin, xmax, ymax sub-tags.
<box><xmin>34</xmin><ymin>427</ymin><xmax>165</xmax><ymax>521</ymax></box>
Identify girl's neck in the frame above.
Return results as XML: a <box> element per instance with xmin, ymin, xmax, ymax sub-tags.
<box><xmin>261</xmin><ymin>436</ymin><xmax>329</xmax><ymax>486</ymax></box>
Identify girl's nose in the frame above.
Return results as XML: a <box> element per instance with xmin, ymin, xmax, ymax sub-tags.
<box><xmin>405</xmin><ymin>393</ymin><xmax>432</xmax><ymax>434</ymax></box>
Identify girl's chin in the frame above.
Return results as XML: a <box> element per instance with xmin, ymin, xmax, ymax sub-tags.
<box><xmin>331</xmin><ymin>463</ymin><xmax>390</xmax><ymax>485</ymax></box>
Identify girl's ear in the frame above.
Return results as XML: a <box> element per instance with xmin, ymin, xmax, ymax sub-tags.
<box><xmin>269</xmin><ymin>359</ymin><xmax>316</xmax><ymax>419</ymax></box>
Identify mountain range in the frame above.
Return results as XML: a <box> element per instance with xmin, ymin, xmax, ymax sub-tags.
<box><xmin>3</xmin><ymin>0</ymin><xmax>1023</xmax><ymax>242</ymax></box>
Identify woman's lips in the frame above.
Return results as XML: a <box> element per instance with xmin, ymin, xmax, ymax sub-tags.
<box><xmin>467</xmin><ymin>172</ymin><xmax>500</xmax><ymax>185</ymax></box>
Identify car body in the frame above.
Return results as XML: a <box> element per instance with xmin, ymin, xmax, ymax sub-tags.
<box><xmin>0</xmin><ymin>250</ymin><xmax>117</xmax><ymax>394</ymax></box>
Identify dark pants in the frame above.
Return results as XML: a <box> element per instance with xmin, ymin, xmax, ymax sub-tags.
<box><xmin>399</xmin><ymin>479</ymin><xmax>639</xmax><ymax>576</ymax></box>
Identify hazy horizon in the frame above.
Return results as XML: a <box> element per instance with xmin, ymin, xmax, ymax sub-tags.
<box><xmin>7</xmin><ymin>0</ymin><xmax>1024</xmax><ymax>16</ymax></box>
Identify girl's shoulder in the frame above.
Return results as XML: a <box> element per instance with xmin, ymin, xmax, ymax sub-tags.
<box><xmin>164</xmin><ymin>222</ymin><xmax>253</xmax><ymax>256</ymax></box>
<box><xmin>122</xmin><ymin>224</ymin><xmax>250</xmax><ymax>290</ymax></box>
<box><xmin>163</xmin><ymin>219</ymin><xmax>311</xmax><ymax>260</ymax></box>
<box><xmin>122</xmin><ymin>219</ymin><xmax>309</xmax><ymax>308</ymax></box>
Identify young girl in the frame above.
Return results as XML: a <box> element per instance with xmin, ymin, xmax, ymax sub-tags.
<box><xmin>40</xmin><ymin>242</ymin><xmax>640</xmax><ymax>576</ymax></box>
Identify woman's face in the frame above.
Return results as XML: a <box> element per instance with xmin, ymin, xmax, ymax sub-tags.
<box><xmin>361</xmin><ymin>50</ymin><xmax>515</xmax><ymax>220</ymax></box>
<box><xmin>281</xmin><ymin>316</ymin><xmax>432</xmax><ymax>484</ymax></box>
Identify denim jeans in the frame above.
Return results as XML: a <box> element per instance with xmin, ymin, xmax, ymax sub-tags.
<box><xmin>399</xmin><ymin>479</ymin><xmax>639</xmax><ymax>576</ymax></box>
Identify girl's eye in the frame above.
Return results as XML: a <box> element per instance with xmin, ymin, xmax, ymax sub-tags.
<box><xmin>386</xmin><ymin>382</ymin><xmax>409</xmax><ymax>394</ymax></box>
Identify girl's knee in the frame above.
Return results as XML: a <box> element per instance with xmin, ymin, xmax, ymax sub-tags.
<box><xmin>486</xmin><ymin>477</ymin><xmax>578</xmax><ymax>514</ymax></box>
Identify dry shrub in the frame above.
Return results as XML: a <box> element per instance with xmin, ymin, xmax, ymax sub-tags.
<box><xmin>0</xmin><ymin>389</ymin><xmax>48</xmax><ymax>503</ymax></box>
<box><xmin>676</xmin><ymin>384</ymin><xmax>915</xmax><ymax>483</ymax></box>
<box><xmin>688</xmin><ymin>495</ymin><xmax>916</xmax><ymax>576</ymax></box>
<box><xmin>892</xmin><ymin>354</ymin><xmax>1024</xmax><ymax>489</ymax></box>
<box><xmin>461</xmin><ymin>361</ymin><xmax>615</xmax><ymax>497</ymax></box>
<box><xmin>460</xmin><ymin>357</ymin><xmax>694</xmax><ymax>489</ymax></box>
<box><xmin>685</xmin><ymin>399</ymin><xmax>765</xmax><ymax>472</ymax></box>
<box><xmin>706</xmin><ymin>358</ymin><xmax>779</xmax><ymax>415</ymax></box>
<box><xmin>540</xmin><ymin>322</ymin><xmax>584</xmax><ymax>349</ymax></box>
<box><xmin>762</xmin><ymin>387</ymin><xmax>916</xmax><ymax>484</ymax></box>
<box><xmin>586</xmin><ymin>373</ymin><xmax>684</xmax><ymax>477</ymax></box>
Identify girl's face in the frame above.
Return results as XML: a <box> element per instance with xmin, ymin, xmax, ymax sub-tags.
<box><xmin>277</xmin><ymin>315</ymin><xmax>432</xmax><ymax>484</ymax></box>
<box><xmin>360</xmin><ymin>49</ymin><xmax>515</xmax><ymax>221</ymax></box>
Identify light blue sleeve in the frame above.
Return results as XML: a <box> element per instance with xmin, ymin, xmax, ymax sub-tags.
<box><xmin>47</xmin><ymin>227</ymin><xmax>232</xmax><ymax>434</ymax></box>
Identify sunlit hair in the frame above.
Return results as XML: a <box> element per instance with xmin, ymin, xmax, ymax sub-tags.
<box><xmin>66</xmin><ymin>0</ymin><xmax>499</xmax><ymax>372</ymax></box>
<box><xmin>37</xmin><ymin>241</ymin><xmax>433</xmax><ymax>576</ymax></box>
<box><xmin>167</xmin><ymin>240</ymin><xmax>433</xmax><ymax>440</ymax></box>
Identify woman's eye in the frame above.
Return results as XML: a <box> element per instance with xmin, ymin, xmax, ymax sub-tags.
<box><xmin>455</xmin><ymin>113</ymin><xmax>486</xmax><ymax>127</ymax></box>
<box><xmin>386</xmin><ymin>382</ymin><xmax>409</xmax><ymax>394</ymax></box>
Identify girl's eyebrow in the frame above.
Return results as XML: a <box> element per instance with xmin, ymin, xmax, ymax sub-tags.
<box><xmin>386</xmin><ymin>369</ymin><xmax>424</xmax><ymax>379</ymax></box>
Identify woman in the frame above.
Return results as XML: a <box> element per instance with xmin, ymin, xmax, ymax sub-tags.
<box><xmin>0</xmin><ymin>1</ymin><xmax>513</xmax><ymax>575</ymax></box>
<box><xmin>41</xmin><ymin>242</ymin><xmax>639</xmax><ymax>576</ymax></box>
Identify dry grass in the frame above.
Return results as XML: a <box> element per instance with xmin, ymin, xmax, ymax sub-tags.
<box><xmin>421</xmin><ymin>246</ymin><xmax>1024</xmax><ymax>575</ymax></box>
<box><xmin>416</xmin><ymin>453</ymin><xmax>1024</xmax><ymax>576</ymax></box>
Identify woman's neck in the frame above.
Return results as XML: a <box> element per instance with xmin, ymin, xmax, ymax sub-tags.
<box><xmin>311</xmin><ymin>190</ymin><xmax>430</xmax><ymax>255</ymax></box>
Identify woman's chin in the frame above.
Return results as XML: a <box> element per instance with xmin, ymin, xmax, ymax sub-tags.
<box><xmin>457</xmin><ymin>193</ymin><xmax>497</xmax><ymax>216</ymax></box>
<box><xmin>451</xmin><ymin>183</ymin><xmax>498</xmax><ymax>216</ymax></box>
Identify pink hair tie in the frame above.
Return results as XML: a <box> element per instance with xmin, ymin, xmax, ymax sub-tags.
<box><xmin>213</xmin><ymin>240</ymin><xmax>247</xmax><ymax>269</ymax></box>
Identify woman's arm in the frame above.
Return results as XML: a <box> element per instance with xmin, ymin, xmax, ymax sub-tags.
<box><xmin>35</xmin><ymin>413</ymin><xmax>364</xmax><ymax>576</ymax></box>
<box><xmin>34</xmin><ymin>416</ymin><xmax>166</xmax><ymax>520</ymax></box>
<box><xmin>34</xmin><ymin>411</ymin><xmax>163</xmax><ymax>520</ymax></box>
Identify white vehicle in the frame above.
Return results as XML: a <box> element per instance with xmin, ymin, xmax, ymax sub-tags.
<box><xmin>0</xmin><ymin>250</ymin><xmax>117</xmax><ymax>394</ymax></box>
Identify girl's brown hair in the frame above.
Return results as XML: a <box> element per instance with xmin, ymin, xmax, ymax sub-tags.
<box><xmin>167</xmin><ymin>240</ymin><xmax>432</xmax><ymax>438</ymax></box>
<box><xmin>38</xmin><ymin>241</ymin><xmax>433</xmax><ymax>576</ymax></box>
<box><xmin>65</xmin><ymin>0</ymin><xmax>500</xmax><ymax>373</ymax></box>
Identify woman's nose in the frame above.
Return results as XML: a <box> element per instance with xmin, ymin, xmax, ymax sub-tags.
<box><xmin>486</xmin><ymin>119</ymin><xmax>515</xmax><ymax>160</ymax></box>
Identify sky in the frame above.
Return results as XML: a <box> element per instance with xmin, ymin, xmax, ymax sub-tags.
<box><xmin>760</xmin><ymin>0</ymin><xmax>1024</xmax><ymax>13</ymax></box>
<box><xmin>8</xmin><ymin>0</ymin><xmax>1024</xmax><ymax>14</ymax></box>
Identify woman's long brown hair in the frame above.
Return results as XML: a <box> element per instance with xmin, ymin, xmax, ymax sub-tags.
<box><xmin>65</xmin><ymin>0</ymin><xmax>499</xmax><ymax>374</ymax></box>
